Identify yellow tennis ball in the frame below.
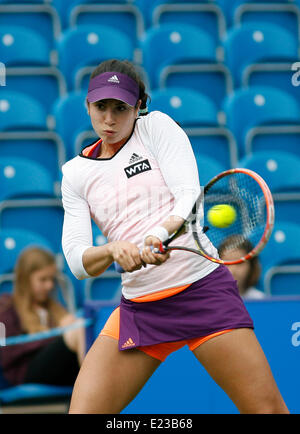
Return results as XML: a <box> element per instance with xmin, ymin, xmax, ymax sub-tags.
<box><xmin>207</xmin><ymin>204</ymin><xmax>236</xmax><ymax>228</ymax></box>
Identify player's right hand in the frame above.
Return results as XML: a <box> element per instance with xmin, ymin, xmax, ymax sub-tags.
<box><xmin>107</xmin><ymin>241</ymin><xmax>146</xmax><ymax>273</ymax></box>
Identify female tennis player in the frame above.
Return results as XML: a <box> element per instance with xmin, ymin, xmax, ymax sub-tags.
<box><xmin>61</xmin><ymin>59</ymin><xmax>288</xmax><ymax>414</ymax></box>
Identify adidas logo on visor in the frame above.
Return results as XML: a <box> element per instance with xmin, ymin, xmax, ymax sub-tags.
<box><xmin>108</xmin><ymin>75</ymin><xmax>120</xmax><ymax>84</ymax></box>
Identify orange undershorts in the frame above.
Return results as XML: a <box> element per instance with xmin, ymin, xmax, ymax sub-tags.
<box><xmin>99</xmin><ymin>306</ymin><xmax>233</xmax><ymax>362</ymax></box>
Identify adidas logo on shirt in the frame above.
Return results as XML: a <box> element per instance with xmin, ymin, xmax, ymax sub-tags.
<box><xmin>129</xmin><ymin>153</ymin><xmax>143</xmax><ymax>164</ymax></box>
<box><xmin>107</xmin><ymin>74</ymin><xmax>120</xmax><ymax>84</ymax></box>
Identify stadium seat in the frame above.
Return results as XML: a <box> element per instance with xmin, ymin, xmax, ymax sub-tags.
<box><xmin>0</xmin><ymin>199</ymin><xmax>64</xmax><ymax>256</ymax></box>
<box><xmin>140</xmin><ymin>23</ymin><xmax>217</xmax><ymax>89</ymax></box>
<box><xmin>0</xmin><ymin>157</ymin><xmax>55</xmax><ymax>201</ymax></box>
<box><xmin>5</xmin><ymin>68</ymin><xmax>67</xmax><ymax>116</ymax></box>
<box><xmin>215</xmin><ymin>0</ymin><xmax>291</xmax><ymax>28</ymax></box>
<box><xmin>245</xmin><ymin>124</ymin><xmax>300</xmax><ymax>159</ymax></box>
<box><xmin>149</xmin><ymin>87</ymin><xmax>218</xmax><ymax>127</ymax></box>
<box><xmin>234</xmin><ymin>2</ymin><xmax>300</xmax><ymax>45</ymax></box>
<box><xmin>223</xmin><ymin>86</ymin><xmax>300</xmax><ymax>157</ymax></box>
<box><xmin>258</xmin><ymin>221</ymin><xmax>300</xmax><ymax>294</ymax></box>
<box><xmin>74</xmin><ymin>130</ymin><xmax>98</xmax><ymax>156</ymax></box>
<box><xmin>0</xmin><ymin>3</ymin><xmax>61</xmax><ymax>50</ymax></box>
<box><xmin>193</xmin><ymin>155</ymin><xmax>226</xmax><ymax>186</ymax></box>
<box><xmin>0</xmin><ymin>228</ymin><xmax>53</xmax><ymax>275</ymax></box>
<box><xmin>56</xmin><ymin>25</ymin><xmax>134</xmax><ymax>91</ymax></box>
<box><xmin>186</xmin><ymin>127</ymin><xmax>238</xmax><ymax>169</ymax></box>
<box><xmin>0</xmin><ymin>25</ymin><xmax>51</xmax><ymax>66</ymax></box>
<box><xmin>242</xmin><ymin>63</ymin><xmax>300</xmax><ymax>101</ymax></box>
<box><xmin>264</xmin><ymin>265</ymin><xmax>300</xmax><ymax>296</ymax></box>
<box><xmin>0</xmin><ymin>157</ymin><xmax>62</xmax><ymax>252</ymax></box>
<box><xmin>69</xmin><ymin>2</ymin><xmax>144</xmax><ymax>47</ymax></box>
<box><xmin>159</xmin><ymin>63</ymin><xmax>233</xmax><ymax>110</ymax></box>
<box><xmin>151</xmin><ymin>1</ymin><xmax>226</xmax><ymax>45</ymax></box>
<box><xmin>223</xmin><ymin>22</ymin><xmax>298</xmax><ymax>88</ymax></box>
<box><xmin>0</xmin><ymin>131</ymin><xmax>66</xmax><ymax>186</ymax></box>
<box><xmin>0</xmin><ymin>90</ymin><xmax>48</xmax><ymax>132</ymax></box>
<box><xmin>239</xmin><ymin>150</ymin><xmax>300</xmax><ymax>229</ymax></box>
<box><xmin>149</xmin><ymin>87</ymin><xmax>238</xmax><ymax>168</ymax></box>
<box><xmin>49</xmin><ymin>0</ymin><xmax>129</xmax><ymax>29</ymax></box>
<box><xmin>84</xmin><ymin>299</ymin><xmax>118</xmax><ymax>351</ymax></box>
<box><xmin>52</xmin><ymin>91</ymin><xmax>91</xmax><ymax>160</ymax></box>
<box><xmin>84</xmin><ymin>273</ymin><xmax>122</xmax><ymax>301</ymax></box>
<box><xmin>239</xmin><ymin>150</ymin><xmax>300</xmax><ymax>194</ymax></box>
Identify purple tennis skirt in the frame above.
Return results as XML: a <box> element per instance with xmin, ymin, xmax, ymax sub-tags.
<box><xmin>118</xmin><ymin>265</ymin><xmax>254</xmax><ymax>351</ymax></box>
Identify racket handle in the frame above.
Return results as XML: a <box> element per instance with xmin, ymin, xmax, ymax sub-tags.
<box><xmin>114</xmin><ymin>244</ymin><xmax>165</xmax><ymax>273</ymax></box>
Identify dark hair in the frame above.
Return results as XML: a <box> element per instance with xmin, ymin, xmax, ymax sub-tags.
<box><xmin>90</xmin><ymin>59</ymin><xmax>150</xmax><ymax>115</ymax></box>
<box><xmin>218</xmin><ymin>235</ymin><xmax>261</xmax><ymax>288</ymax></box>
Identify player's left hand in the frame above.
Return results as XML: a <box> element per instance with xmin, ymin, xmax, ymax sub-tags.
<box><xmin>141</xmin><ymin>236</ymin><xmax>170</xmax><ymax>266</ymax></box>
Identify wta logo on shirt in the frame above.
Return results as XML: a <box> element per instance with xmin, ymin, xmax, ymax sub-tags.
<box><xmin>124</xmin><ymin>156</ymin><xmax>152</xmax><ymax>178</ymax></box>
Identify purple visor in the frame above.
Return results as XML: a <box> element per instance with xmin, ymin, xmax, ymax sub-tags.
<box><xmin>87</xmin><ymin>71</ymin><xmax>139</xmax><ymax>106</ymax></box>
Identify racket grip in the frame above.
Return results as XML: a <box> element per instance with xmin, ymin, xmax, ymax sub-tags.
<box><xmin>114</xmin><ymin>244</ymin><xmax>165</xmax><ymax>273</ymax></box>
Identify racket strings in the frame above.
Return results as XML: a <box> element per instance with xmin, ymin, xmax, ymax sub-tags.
<box><xmin>201</xmin><ymin>172</ymin><xmax>267</xmax><ymax>260</ymax></box>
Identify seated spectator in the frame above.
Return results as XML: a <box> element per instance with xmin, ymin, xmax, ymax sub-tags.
<box><xmin>0</xmin><ymin>247</ymin><xmax>85</xmax><ymax>386</ymax></box>
<box><xmin>218</xmin><ymin>237</ymin><xmax>265</xmax><ymax>299</ymax></box>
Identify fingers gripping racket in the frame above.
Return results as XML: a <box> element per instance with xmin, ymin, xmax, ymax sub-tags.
<box><xmin>115</xmin><ymin>168</ymin><xmax>274</xmax><ymax>272</ymax></box>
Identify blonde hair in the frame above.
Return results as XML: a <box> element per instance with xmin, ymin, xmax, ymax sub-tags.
<box><xmin>13</xmin><ymin>247</ymin><xmax>68</xmax><ymax>334</ymax></box>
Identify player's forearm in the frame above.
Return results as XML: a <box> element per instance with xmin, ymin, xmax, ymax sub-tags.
<box><xmin>82</xmin><ymin>245</ymin><xmax>114</xmax><ymax>277</ymax></box>
<box><xmin>161</xmin><ymin>215</ymin><xmax>185</xmax><ymax>237</ymax></box>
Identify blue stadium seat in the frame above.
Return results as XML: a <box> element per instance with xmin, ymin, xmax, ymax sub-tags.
<box><xmin>149</xmin><ymin>87</ymin><xmax>218</xmax><ymax>127</ymax></box>
<box><xmin>243</xmin><ymin>64</ymin><xmax>300</xmax><ymax>102</ymax></box>
<box><xmin>84</xmin><ymin>273</ymin><xmax>122</xmax><ymax>301</ymax></box>
<box><xmin>239</xmin><ymin>150</ymin><xmax>300</xmax><ymax>193</ymax></box>
<box><xmin>0</xmin><ymin>3</ymin><xmax>61</xmax><ymax>49</ymax></box>
<box><xmin>264</xmin><ymin>265</ymin><xmax>300</xmax><ymax>296</ymax></box>
<box><xmin>0</xmin><ymin>157</ymin><xmax>62</xmax><ymax>253</ymax></box>
<box><xmin>49</xmin><ymin>0</ymin><xmax>129</xmax><ymax>29</ymax></box>
<box><xmin>151</xmin><ymin>1</ymin><xmax>226</xmax><ymax>45</ymax></box>
<box><xmin>160</xmin><ymin>64</ymin><xmax>233</xmax><ymax>110</ymax></box>
<box><xmin>194</xmin><ymin>155</ymin><xmax>226</xmax><ymax>186</ymax></box>
<box><xmin>0</xmin><ymin>200</ymin><xmax>64</xmax><ymax>255</ymax></box>
<box><xmin>134</xmin><ymin>0</ymin><xmax>213</xmax><ymax>29</ymax></box>
<box><xmin>149</xmin><ymin>87</ymin><xmax>238</xmax><ymax>168</ymax></box>
<box><xmin>258</xmin><ymin>221</ymin><xmax>300</xmax><ymax>294</ymax></box>
<box><xmin>223</xmin><ymin>22</ymin><xmax>298</xmax><ymax>88</ymax></box>
<box><xmin>239</xmin><ymin>150</ymin><xmax>300</xmax><ymax>229</ymax></box>
<box><xmin>215</xmin><ymin>0</ymin><xmax>291</xmax><ymax>28</ymax></box>
<box><xmin>0</xmin><ymin>131</ymin><xmax>66</xmax><ymax>186</ymax></box>
<box><xmin>0</xmin><ymin>90</ymin><xmax>48</xmax><ymax>132</ymax></box>
<box><xmin>52</xmin><ymin>91</ymin><xmax>91</xmax><ymax>160</ymax></box>
<box><xmin>0</xmin><ymin>228</ymin><xmax>53</xmax><ymax>275</ymax></box>
<box><xmin>0</xmin><ymin>157</ymin><xmax>55</xmax><ymax>201</ymax></box>
<box><xmin>223</xmin><ymin>86</ymin><xmax>300</xmax><ymax>157</ymax></box>
<box><xmin>140</xmin><ymin>23</ymin><xmax>217</xmax><ymax>89</ymax></box>
<box><xmin>234</xmin><ymin>2</ymin><xmax>300</xmax><ymax>45</ymax></box>
<box><xmin>5</xmin><ymin>68</ymin><xmax>67</xmax><ymax>116</ymax></box>
<box><xmin>0</xmin><ymin>25</ymin><xmax>50</xmax><ymax>66</ymax></box>
<box><xmin>56</xmin><ymin>25</ymin><xmax>134</xmax><ymax>91</ymax></box>
<box><xmin>187</xmin><ymin>127</ymin><xmax>238</xmax><ymax>169</ymax></box>
<box><xmin>69</xmin><ymin>2</ymin><xmax>144</xmax><ymax>47</ymax></box>
<box><xmin>245</xmin><ymin>124</ymin><xmax>300</xmax><ymax>159</ymax></box>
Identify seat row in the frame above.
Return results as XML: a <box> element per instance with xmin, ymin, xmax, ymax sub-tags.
<box><xmin>1</xmin><ymin>19</ymin><xmax>299</xmax><ymax>91</ymax></box>
<box><xmin>0</xmin><ymin>0</ymin><xmax>300</xmax><ymax>43</ymax></box>
<box><xmin>1</xmin><ymin>85</ymin><xmax>300</xmax><ymax>168</ymax></box>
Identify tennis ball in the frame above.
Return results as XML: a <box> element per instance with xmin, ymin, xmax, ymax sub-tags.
<box><xmin>207</xmin><ymin>204</ymin><xmax>236</xmax><ymax>228</ymax></box>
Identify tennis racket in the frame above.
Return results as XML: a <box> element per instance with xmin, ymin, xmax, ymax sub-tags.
<box><xmin>115</xmin><ymin>168</ymin><xmax>274</xmax><ymax>272</ymax></box>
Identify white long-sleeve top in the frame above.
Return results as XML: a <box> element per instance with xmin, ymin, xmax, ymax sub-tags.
<box><xmin>61</xmin><ymin>111</ymin><xmax>218</xmax><ymax>299</ymax></box>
